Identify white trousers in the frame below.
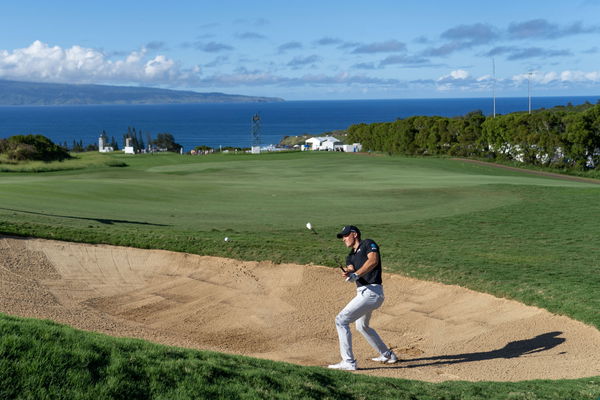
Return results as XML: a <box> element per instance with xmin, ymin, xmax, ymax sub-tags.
<box><xmin>335</xmin><ymin>284</ymin><xmax>389</xmax><ymax>362</ymax></box>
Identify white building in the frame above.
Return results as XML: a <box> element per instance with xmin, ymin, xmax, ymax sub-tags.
<box><xmin>304</xmin><ymin>136</ymin><xmax>343</xmax><ymax>151</ymax></box>
<box><xmin>123</xmin><ymin>137</ymin><xmax>135</xmax><ymax>154</ymax></box>
<box><xmin>98</xmin><ymin>135</ymin><xmax>114</xmax><ymax>153</ymax></box>
<box><xmin>304</xmin><ymin>136</ymin><xmax>361</xmax><ymax>152</ymax></box>
<box><xmin>304</xmin><ymin>137</ymin><xmax>322</xmax><ymax>151</ymax></box>
<box><xmin>320</xmin><ymin>136</ymin><xmax>343</xmax><ymax>151</ymax></box>
<box><xmin>342</xmin><ymin>143</ymin><xmax>362</xmax><ymax>152</ymax></box>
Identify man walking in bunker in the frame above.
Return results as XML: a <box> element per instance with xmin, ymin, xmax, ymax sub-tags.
<box><xmin>328</xmin><ymin>225</ymin><xmax>398</xmax><ymax>371</ymax></box>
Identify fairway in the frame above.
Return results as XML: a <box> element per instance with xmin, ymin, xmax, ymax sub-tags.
<box><xmin>0</xmin><ymin>152</ymin><xmax>593</xmax><ymax>233</ymax></box>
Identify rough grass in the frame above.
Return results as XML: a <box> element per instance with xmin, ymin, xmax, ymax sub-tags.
<box><xmin>2</xmin><ymin>314</ymin><xmax>599</xmax><ymax>400</ymax></box>
<box><xmin>0</xmin><ymin>151</ymin><xmax>124</xmax><ymax>172</ymax></box>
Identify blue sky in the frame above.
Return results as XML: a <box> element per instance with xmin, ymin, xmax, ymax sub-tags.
<box><xmin>1</xmin><ymin>0</ymin><xmax>600</xmax><ymax>100</ymax></box>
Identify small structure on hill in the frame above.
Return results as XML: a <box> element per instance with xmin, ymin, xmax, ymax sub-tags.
<box><xmin>124</xmin><ymin>137</ymin><xmax>135</xmax><ymax>154</ymax></box>
<box><xmin>342</xmin><ymin>143</ymin><xmax>362</xmax><ymax>152</ymax></box>
<box><xmin>303</xmin><ymin>137</ymin><xmax>320</xmax><ymax>151</ymax></box>
<box><xmin>304</xmin><ymin>136</ymin><xmax>344</xmax><ymax>151</ymax></box>
<box><xmin>98</xmin><ymin>133</ymin><xmax>114</xmax><ymax>153</ymax></box>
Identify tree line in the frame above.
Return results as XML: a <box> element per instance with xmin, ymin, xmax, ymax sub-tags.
<box><xmin>347</xmin><ymin>102</ymin><xmax>600</xmax><ymax>170</ymax></box>
<box><xmin>1</xmin><ymin>127</ymin><xmax>183</xmax><ymax>163</ymax></box>
<box><xmin>62</xmin><ymin>127</ymin><xmax>181</xmax><ymax>153</ymax></box>
<box><xmin>119</xmin><ymin>127</ymin><xmax>182</xmax><ymax>153</ymax></box>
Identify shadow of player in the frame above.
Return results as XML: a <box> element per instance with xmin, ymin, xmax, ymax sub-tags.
<box><xmin>362</xmin><ymin>331</ymin><xmax>566</xmax><ymax>371</ymax></box>
<box><xmin>0</xmin><ymin>207</ymin><xmax>169</xmax><ymax>226</ymax></box>
<box><xmin>400</xmin><ymin>331</ymin><xmax>566</xmax><ymax>368</ymax></box>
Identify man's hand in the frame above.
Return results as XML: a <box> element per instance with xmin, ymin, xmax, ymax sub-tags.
<box><xmin>341</xmin><ymin>265</ymin><xmax>355</xmax><ymax>278</ymax></box>
<box><xmin>345</xmin><ymin>273</ymin><xmax>359</xmax><ymax>282</ymax></box>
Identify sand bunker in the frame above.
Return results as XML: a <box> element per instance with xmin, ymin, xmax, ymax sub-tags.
<box><xmin>1</xmin><ymin>235</ymin><xmax>599</xmax><ymax>382</ymax></box>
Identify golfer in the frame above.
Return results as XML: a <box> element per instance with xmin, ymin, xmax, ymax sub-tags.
<box><xmin>328</xmin><ymin>225</ymin><xmax>398</xmax><ymax>371</ymax></box>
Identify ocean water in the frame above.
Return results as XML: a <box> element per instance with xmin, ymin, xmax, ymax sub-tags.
<box><xmin>0</xmin><ymin>96</ymin><xmax>598</xmax><ymax>150</ymax></box>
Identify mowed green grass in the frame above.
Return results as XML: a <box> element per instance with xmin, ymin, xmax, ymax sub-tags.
<box><xmin>0</xmin><ymin>151</ymin><xmax>541</xmax><ymax>230</ymax></box>
<box><xmin>0</xmin><ymin>151</ymin><xmax>589</xmax><ymax>233</ymax></box>
<box><xmin>1</xmin><ymin>151</ymin><xmax>600</xmax><ymax>399</ymax></box>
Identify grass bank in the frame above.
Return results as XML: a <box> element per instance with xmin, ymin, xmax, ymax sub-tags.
<box><xmin>2</xmin><ymin>314</ymin><xmax>599</xmax><ymax>400</ymax></box>
<box><xmin>0</xmin><ymin>151</ymin><xmax>126</xmax><ymax>172</ymax></box>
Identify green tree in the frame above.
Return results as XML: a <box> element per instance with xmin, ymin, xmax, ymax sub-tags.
<box><xmin>528</xmin><ymin>111</ymin><xmax>564</xmax><ymax>166</ymax></box>
<box><xmin>348</xmin><ymin>103</ymin><xmax>600</xmax><ymax>170</ymax></box>
<box><xmin>110</xmin><ymin>136</ymin><xmax>119</xmax><ymax>151</ymax></box>
<box><xmin>194</xmin><ymin>145</ymin><xmax>213</xmax><ymax>152</ymax></box>
<box><xmin>563</xmin><ymin>104</ymin><xmax>600</xmax><ymax>169</ymax></box>
<box><xmin>153</xmin><ymin>133</ymin><xmax>182</xmax><ymax>153</ymax></box>
<box><xmin>72</xmin><ymin>139</ymin><xmax>84</xmax><ymax>153</ymax></box>
<box><xmin>1</xmin><ymin>135</ymin><xmax>71</xmax><ymax>161</ymax></box>
<box><xmin>137</xmin><ymin>129</ymin><xmax>145</xmax><ymax>151</ymax></box>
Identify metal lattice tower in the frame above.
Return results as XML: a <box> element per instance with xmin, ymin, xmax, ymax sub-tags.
<box><xmin>251</xmin><ymin>113</ymin><xmax>261</xmax><ymax>148</ymax></box>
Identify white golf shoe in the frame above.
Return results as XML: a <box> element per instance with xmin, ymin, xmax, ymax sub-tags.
<box><xmin>371</xmin><ymin>351</ymin><xmax>398</xmax><ymax>364</ymax></box>
<box><xmin>327</xmin><ymin>360</ymin><xmax>357</xmax><ymax>371</ymax></box>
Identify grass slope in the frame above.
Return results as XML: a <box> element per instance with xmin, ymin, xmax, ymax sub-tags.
<box><xmin>1</xmin><ymin>151</ymin><xmax>599</xmax><ymax>398</ymax></box>
<box><xmin>0</xmin><ymin>151</ymin><xmax>127</xmax><ymax>172</ymax></box>
<box><xmin>2</xmin><ymin>314</ymin><xmax>599</xmax><ymax>400</ymax></box>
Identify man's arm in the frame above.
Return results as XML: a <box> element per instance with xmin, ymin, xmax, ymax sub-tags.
<box><xmin>354</xmin><ymin>252</ymin><xmax>379</xmax><ymax>277</ymax></box>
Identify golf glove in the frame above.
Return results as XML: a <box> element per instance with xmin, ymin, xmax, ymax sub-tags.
<box><xmin>346</xmin><ymin>273</ymin><xmax>359</xmax><ymax>282</ymax></box>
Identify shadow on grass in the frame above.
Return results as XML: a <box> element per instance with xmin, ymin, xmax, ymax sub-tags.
<box><xmin>0</xmin><ymin>207</ymin><xmax>170</xmax><ymax>226</ymax></box>
<box><xmin>363</xmin><ymin>331</ymin><xmax>565</xmax><ymax>371</ymax></box>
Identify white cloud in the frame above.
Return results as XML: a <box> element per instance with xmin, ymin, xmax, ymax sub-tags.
<box><xmin>433</xmin><ymin>69</ymin><xmax>600</xmax><ymax>93</ymax></box>
<box><xmin>450</xmin><ymin>69</ymin><xmax>470</xmax><ymax>79</ymax></box>
<box><xmin>144</xmin><ymin>55</ymin><xmax>175</xmax><ymax>78</ymax></box>
<box><xmin>512</xmin><ymin>70</ymin><xmax>600</xmax><ymax>85</ymax></box>
<box><xmin>0</xmin><ymin>40</ymin><xmax>200</xmax><ymax>86</ymax></box>
<box><xmin>437</xmin><ymin>69</ymin><xmax>471</xmax><ymax>82</ymax></box>
<box><xmin>540</xmin><ymin>72</ymin><xmax>559</xmax><ymax>84</ymax></box>
<box><xmin>435</xmin><ymin>69</ymin><xmax>494</xmax><ymax>92</ymax></box>
<box><xmin>559</xmin><ymin>70</ymin><xmax>600</xmax><ymax>82</ymax></box>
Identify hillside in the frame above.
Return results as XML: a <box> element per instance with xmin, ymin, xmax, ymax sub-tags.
<box><xmin>0</xmin><ymin>79</ymin><xmax>284</xmax><ymax>105</ymax></box>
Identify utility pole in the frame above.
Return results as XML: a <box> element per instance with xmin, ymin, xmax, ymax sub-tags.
<box><xmin>528</xmin><ymin>72</ymin><xmax>532</xmax><ymax>115</ymax></box>
<box><xmin>492</xmin><ymin>58</ymin><xmax>496</xmax><ymax>118</ymax></box>
<box><xmin>250</xmin><ymin>113</ymin><xmax>261</xmax><ymax>154</ymax></box>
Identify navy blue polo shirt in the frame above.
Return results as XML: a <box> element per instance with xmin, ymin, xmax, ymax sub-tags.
<box><xmin>346</xmin><ymin>239</ymin><xmax>382</xmax><ymax>287</ymax></box>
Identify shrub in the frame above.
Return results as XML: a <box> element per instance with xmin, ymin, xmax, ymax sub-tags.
<box><xmin>0</xmin><ymin>135</ymin><xmax>71</xmax><ymax>162</ymax></box>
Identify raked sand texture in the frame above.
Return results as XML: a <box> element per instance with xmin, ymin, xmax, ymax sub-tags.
<box><xmin>1</xmin><ymin>236</ymin><xmax>599</xmax><ymax>382</ymax></box>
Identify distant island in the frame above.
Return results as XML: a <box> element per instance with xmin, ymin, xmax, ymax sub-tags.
<box><xmin>0</xmin><ymin>79</ymin><xmax>284</xmax><ymax>105</ymax></box>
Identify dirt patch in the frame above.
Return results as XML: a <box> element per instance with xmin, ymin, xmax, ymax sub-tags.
<box><xmin>1</xmin><ymin>236</ymin><xmax>599</xmax><ymax>382</ymax></box>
